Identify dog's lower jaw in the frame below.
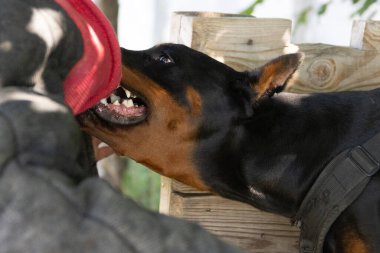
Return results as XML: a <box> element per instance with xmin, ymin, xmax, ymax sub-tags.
<box><xmin>115</xmin><ymin>147</ymin><xmax>210</xmax><ymax>191</ymax></box>
<box><xmin>78</xmin><ymin>111</ymin><xmax>211</xmax><ymax>191</ymax></box>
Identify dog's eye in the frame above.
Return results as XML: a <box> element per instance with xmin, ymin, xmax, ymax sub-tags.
<box><xmin>158</xmin><ymin>54</ymin><xmax>174</xmax><ymax>64</ymax></box>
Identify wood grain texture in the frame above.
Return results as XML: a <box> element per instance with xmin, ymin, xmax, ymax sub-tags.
<box><xmin>160</xmin><ymin>178</ymin><xmax>300</xmax><ymax>253</ymax></box>
<box><xmin>171</xmin><ymin>12</ymin><xmax>298</xmax><ymax>71</ymax></box>
<box><xmin>351</xmin><ymin>20</ymin><xmax>380</xmax><ymax>50</ymax></box>
<box><xmin>287</xmin><ymin>44</ymin><xmax>380</xmax><ymax>93</ymax></box>
<box><xmin>170</xmin><ymin>194</ymin><xmax>300</xmax><ymax>253</ymax></box>
<box><xmin>289</xmin><ymin>20</ymin><xmax>380</xmax><ymax>93</ymax></box>
<box><xmin>160</xmin><ymin>13</ymin><xmax>380</xmax><ymax>253</ymax></box>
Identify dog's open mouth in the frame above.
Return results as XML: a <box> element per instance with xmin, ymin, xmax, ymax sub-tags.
<box><xmin>94</xmin><ymin>86</ymin><xmax>148</xmax><ymax>125</ymax></box>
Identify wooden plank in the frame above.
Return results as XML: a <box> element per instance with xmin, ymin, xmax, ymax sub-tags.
<box><xmin>288</xmin><ymin>44</ymin><xmax>380</xmax><ymax>93</ymax></box>
<box><xmin>170</xmin><ymin>12</ymin><xmax>380</xmax><ymax>94</ymax></box>
<box><xmin>160</xmin><ymin>13</ymin><xmax>380</xmax><ymax>253</ymax></box>
<box><xmin>170</xmin><ymin>194</ymin><xmax>299</xmax><ymax>253</ymax></box>
<box><xmin>170</xmin><ymin>12</ymin><xmax>298</xmax><ymax>71</ymax></box>
<box><xmin>289</xmin><ymin>20</ymin><xmax>380</xmax><ymax>93</ymax></box>
<box><xmin>160</xmin><ymin>179</ymin><xmax>299</xmax><ymax>253</ymax></box>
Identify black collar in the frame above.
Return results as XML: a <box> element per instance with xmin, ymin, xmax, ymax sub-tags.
<box><xmin>293</xmin><ymin>132</ymin><xmax>380</xmax><ymax>253</ymax></box>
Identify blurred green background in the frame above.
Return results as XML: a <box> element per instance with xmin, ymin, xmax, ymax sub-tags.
<box><xmin>121</xmin><ymin>160</ymin><xmax>161</xmax><ymax>211</ymax></box>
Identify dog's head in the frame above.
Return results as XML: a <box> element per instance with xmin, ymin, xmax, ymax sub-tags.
<box><xmin>79</xmin><ymin>43</ymin><xmax>302</xmax><ymax>190</ymax></box>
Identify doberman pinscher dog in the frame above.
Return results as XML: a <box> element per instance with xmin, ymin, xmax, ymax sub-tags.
<box><xmin>79</xmin><ymin>43</ymin><xmax>380</xmax><ymax>253</ymax></box>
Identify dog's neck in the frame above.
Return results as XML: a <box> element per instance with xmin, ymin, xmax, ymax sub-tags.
<box><xmin>199</xmin><ymin>89</ymin><xmax>380</xmax><ymax>218</ymax></box>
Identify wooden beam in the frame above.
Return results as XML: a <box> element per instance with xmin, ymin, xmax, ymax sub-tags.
<box><xmin>289</xmin><ymin>19</ymin><xmax>380</xmax><ymax>93</ymax></box>
<box><xmin>288</xmin><ymin>44</ymin><xmax>380</xmax><ymax>93</ymax></box>
<box><xmin>170</xmin><ymin>12</ymin><xmax>298</xmax><ymax>71</ymax></box>
<box><xmin>161</xmin><ymin>179</ymin><xmax>300</xmax><ymax>253</ymax></box>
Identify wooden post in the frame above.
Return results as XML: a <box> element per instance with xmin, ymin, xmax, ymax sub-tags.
<box><xmin>350</xmin><ymin>20</ymin><xmax>380</xmax><ymax>50</ymax></box>
<box><xmin>170</xmin><ymin>12</ymin><xmax>298</xmax><ymax>71</ymax></box>
<box><xmin>160</xmin><ymin>13</ymin><xmax>380</xmax><ymax>253</ymax></box>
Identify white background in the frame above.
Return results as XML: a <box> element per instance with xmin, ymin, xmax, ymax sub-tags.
<box><xmin>117</xmin><ymin>0</ymin><xmax>380</xmax><ymax>50</ymax></box>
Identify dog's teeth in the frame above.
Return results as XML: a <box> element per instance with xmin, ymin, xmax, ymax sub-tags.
<box><xmin>100</xmin><ymin>98</ymin><xmax>108</xmax><ymax>105</ymax></box>
<box><xmin>122</xmin><ymin>87</ymin><xmax>131</xmax><ymax>98</ymax></box>
<box><xmin>122</xmin><ymin>99</ymin><xmax>134</xmax><ymax>108</ymax></box>
<box><xmin>110</xmin><ymin>94</ymin><xmax>120</xmax><ymax>103</ymax></box>
<box><xmin>127</xmin><ymin>99</ymin><xmax>134</xmax><ymax>107</ymax></box>
<box><xmin>113</xmin><ymin>100</ymin><xmax>120</xmax><ymax>105</ymax></box>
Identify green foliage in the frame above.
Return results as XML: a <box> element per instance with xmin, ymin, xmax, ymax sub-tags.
<box><xmin>240</xmin><ymin>0</ymin><xmax>265</xmax><ymax>15</ymax></box>
<box><xmin>122</xmin><ymin>160</ymin><xmax>161</xmax><ymax>211</ymax></box>
<box><xmin>241</xmin><ymin>0</ymin><xmax>378</xmax><ymax>25</ymax></box>
<box><xmin>317</xmin><ymin>1</ymin><xmax>332</xmax><ymax>16</ymax></box>
<box><xmin>353</xmin><ymin>0</ymin><xmax>377</xmax><ymax>16</ymax></box>
<box><xmin>296</xmin><ymin>6</ymin><xmax>313</xmax><ymax>25</ymax></box>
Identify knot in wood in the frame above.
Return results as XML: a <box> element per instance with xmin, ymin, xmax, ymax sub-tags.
<box><xmin>307</xmin><ymin>58</ymin><xmax>336</xmax><ymax>88</ymax></box>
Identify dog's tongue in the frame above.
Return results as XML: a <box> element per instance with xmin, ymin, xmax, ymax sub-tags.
<box><xmin>55</xmin><ymin>0</ymin><xmax>121</xmax><ymax>115</ymax></box>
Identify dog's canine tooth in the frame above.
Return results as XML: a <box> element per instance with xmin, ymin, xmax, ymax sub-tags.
<box><xmin>122</xmin><ymin>87</ymin><xmax>131</xmax><ymax>98</ymax></box>
<box><xmin>100</xmin><ymin>98</ymin><xmax>108</xmax><ymax>105</ymax></box>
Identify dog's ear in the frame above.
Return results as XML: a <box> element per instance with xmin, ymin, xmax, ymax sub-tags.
<box><xmin>249</xmin><ymin>53</ymin><xmax>304</xmax><ymax>100</ymax></box>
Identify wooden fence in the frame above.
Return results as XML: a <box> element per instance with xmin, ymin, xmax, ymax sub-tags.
<box><xmin>159</xmin><ymin>12</ymin><xmax>380</xmax><ymax>253</ymax></box>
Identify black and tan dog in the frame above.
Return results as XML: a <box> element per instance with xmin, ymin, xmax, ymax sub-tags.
<box><xmin>79</xmin><ymin>44</ymin><xmax>380</xmax><ymax>253</ymax></box>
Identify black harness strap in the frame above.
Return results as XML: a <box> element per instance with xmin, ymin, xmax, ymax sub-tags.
<box><xmin>294</xmin><ymin>132</ymin><xmax>380</xmax><ymax>253</ymax></box>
